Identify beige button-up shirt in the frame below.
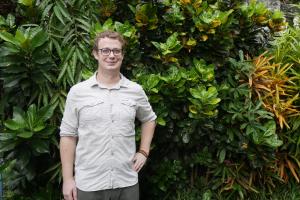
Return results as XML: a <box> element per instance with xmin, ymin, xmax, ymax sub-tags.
<box><xmin>60</xmin><ymin>73</ymin><xmax>157</xmax><ymax>191</ymax></box>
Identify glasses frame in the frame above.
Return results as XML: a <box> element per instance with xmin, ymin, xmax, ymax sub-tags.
<box><xmin>98</xmin><ymin>48</ymin><xmax>123</xmax><ymax>56</ymax></box>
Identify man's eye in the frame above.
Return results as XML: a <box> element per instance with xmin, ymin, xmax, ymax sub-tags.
<box><xmin>102</xmin><ymin>49</ymin><xmax>110</xmax><ymax>54</ymax></box>
<box><xmin>113</xmin><ymin>49</ymin><xmax>122</xmax><ymax>54</ymax></box>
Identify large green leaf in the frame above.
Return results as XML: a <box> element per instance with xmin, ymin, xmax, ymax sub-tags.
<box><xmin>190</xmin><ymin>86</ymin><xmax>207</xmax><ymax>99</ymax></box>
<box><xmin>3</xmin><ymin>76</ymin><xmax>22</xmax><ymax>88</ymax></box>
<box><xmin>33</xmin><ymin>123</ymin><xmax>46</xmax><ymax>132</ymax></box>
<box><xmin>156</xmin><ymin>117</ymin><xmax>166</xmax><ymax>126</ymax></box>
<box><xmin>15</xmin><ymin>29</ymin><xmax>26</xmax><ymax>43</ymax></box>
<box><xmin>0</xmin><ymin>133</ymin><xmax>15</xmax><ymax>141</ymax></box>
<box><xmin>135</xmin><ymin>3</ymin><xmax>158</xmax><ymax>30</ymax></box>
<box><xmin>114</xmin><ymin>21</ymin><xmax>137</xmax><ymax>38</ymax></box>
<box><xmin>0</xmin><ymin>15</ymin><xmax>5</xmax><ymax>25</ymax></box>
<box><xmin>56</xmin><ymin>0</ymin><xmax>72</xmax><ymax>21</ymax></box>
<box><xmin>26</xmin><ymin>104</ymin><xmax>38</xmax><ymax>130</ymax></box>
<box><xmin>18</xmin><ymin>0</ymin><xmax>33</xmax><ymax>6</ymax></box>
<box><xmin>0</xmin><ymin>142</ymin><xmax>17</xmax><ymax>153</ymax></box>
<box><xmin>264</xmin><ymin>135</ymin><xmax>283</xmax><ymax>148</ymax></box>
<box><xmin>263</xmin><ymin>120</ymin><xmax>276</xmax><ymax>137</ymax></box>
<box><xmin>75</xmin><ymin>17</ymin><xmax>91</xmax><ymax>32</ymax></box>
<box><xmin>262</xmin><ymin>120</ymin><xmax>283</xmax><ymax>148</ymax></box>
<box><xmin>0</xmin><ymin>32</ymin><xmax>20</xmax><ymax>46</ymax></box>
<box><xmin>18</xmin><ymin>131</ymin><xmax>34</xmax><ymax>138</ymax></box>
<box><xmin>53</xmin><ymin>5</ymin><xmax>66</xmax><ymax>25</ymax></box>
<box><xmin>4</xmin><ymin>119</ymin><xmax>22</xmax><ymax>130</ymax></box>
<box><xmin>31</xmin><ymin>30</ymin><xmax>48</xmax><ymax>49</ymax></box>
<box><xmin>6</xmin><ymin>14</ymin><xmax>15</xmax><ymax>27</ymax></box>
<box><xmin>38</xmin><ymin>127</ymin><xmax>56</xmax><ymax>137</ymax></box>
<box><xmin>152</xmin><ymin>32</ymin><xmax>183</xmax><ymax>55</ymax></box>
<box><xmin>31</xmin><ymin>139</ymin><xmax>50</xmax><ymax>153</ymax></box>
<box><xmin>218</xmin><ymin>149</ymin><xmax>226</xmax><ymax>163</ymax></box>
<box><xmin>13</xmin><ymin>107</ymin><xmax>26</xmax><ymax>126</ymax></box>
<box><xmin>0</xmin><ymin>44</ymin><xmax>20</xmax><ymax>56</ymax></box>
<box><xmin>41</xmin><ymin>3</ymin><xmax>53</xmax><ymax>21</ymax></box>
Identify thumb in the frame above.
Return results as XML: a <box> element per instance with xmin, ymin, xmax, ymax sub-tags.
<box><xmin>132</xmin><ymin>154</ymin><xmax>138</xmax><ymax>162</ymax></box>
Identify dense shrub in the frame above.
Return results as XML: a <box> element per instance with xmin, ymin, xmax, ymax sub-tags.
<box><xmin>0</xmin><ymin>0</ymin><xmax>299</xmax><ymax>199</ymax></box>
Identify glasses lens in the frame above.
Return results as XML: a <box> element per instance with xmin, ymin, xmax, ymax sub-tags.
<box><xmin>101</xmin><ymin>48</ymin><xmax>111</xmax><ymax>55</ymax></box>
<box><xmin>113</xmin><ymin>49</ymin><xmax>122</xmax><ymax>55</ymax></box>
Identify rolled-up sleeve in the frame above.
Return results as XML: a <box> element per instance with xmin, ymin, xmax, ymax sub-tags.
<box><xmin>136</xmin><ymin>87</ymin><xmax>157</xmax><ymax>123</ymax></box>
<box><xmin>60</xmin><ymin>88</ymin><xmax>78</xmax><ymax>137</ymax></box>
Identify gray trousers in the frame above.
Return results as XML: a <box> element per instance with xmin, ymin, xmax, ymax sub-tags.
<box><xmin>77</xmin><ymin>183</ymin><xmax>139</xmax><ymax>200</ymax></box>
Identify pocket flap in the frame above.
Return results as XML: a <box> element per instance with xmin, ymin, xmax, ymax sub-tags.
<box><xmin>121</xmin><ymin>99</ymin><xmax>136</xmax><ymax>107</ymax></box>
<box><xmin>81</xmin><ymin>99</ymin><xmax>104</xmax><ymax>109</ymax></box>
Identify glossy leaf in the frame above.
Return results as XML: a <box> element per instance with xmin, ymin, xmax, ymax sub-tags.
<box><xmin>31</xmin><ymin>30</ymin><xmax>48</xmax><ymax>49</ymax></box>
<box><xmin>0</xmin><ymin>32</ymin><xmax>20</xmax><ymax>46</ymax></box>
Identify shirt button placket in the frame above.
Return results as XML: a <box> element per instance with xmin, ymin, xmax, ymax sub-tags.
<box><xmin>108</xmin><ymin>89</ymin><xmax>114</xmax><ymax>188</ymax></box>
<box><xmin>110</xmin><ymin>132</ymin><xmax>114</xmax><ymax>188</ymax></box>
<box><xmin>111</xmin><ymin>135</ymin><xmax>114</xmax><ymax>156</ymax></box>
<box><xmin>110</xmin><ymin>168</ymin><xmax>113</xmax><ymax>188</ymax></box>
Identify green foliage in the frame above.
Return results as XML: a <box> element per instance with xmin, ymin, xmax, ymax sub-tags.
<box><xmin>152</xmin><ymin>32</ymin><xmax>183</xmax><ymax>56</ymax></box>
<box><xmin>43</xmin><ymin>0</ymin><xmax>99</xmax><ymax>87</ymax></box>
<box><xmin>271</xmin><ymin>27</ymin><xmax>300</xmax><ymax>67</ymax></box>
<box><xmin>0</xmin><ymin>27</ymin><xmax>56</xmax><ymax>107</ymax></box>
<box><xmin>0</xmin><ymin>104</ymin><xmax>57</xmax><ymax>195</ymax></box>
<box><xmin>0</xmin><ymin>0</ymin><xmax>298</xmax><ymax>199</ymax></box>
<box><xmin>151</xmin><ymin>160</ymin><xmax>187</xmax><ymax>194</ymax></box>
<box><xmin>135</xmin><ymin>58</ymin><xmax>219</xmax><ymax>131</ymax></box>
<box><xmin>267</xmin><ymin>27</ymin><xmax>300</xmax><ymax>184</ymax></box>
<box><xmin>162</xmin><ymin>2</ymin><xmax>185</xmax><ymax>26</ymax></box>
<box><xmin>193</xmin><ymin>7</ymin><xmax>233</xmax><ymax>35</ymax></box>
<box><xmin>247</xmin><ymin>181</ymin><xmax>300</xmax><ymax>200</ymax></box>
<box><xmin>134</xmin><ymin>3</ymin><xmax>158</xmax><ymax>30</ymax></box>
<box><xmin>0</xmin><ymin>14</ymin><xmax>16</xmax><ymax>32</ymax></box>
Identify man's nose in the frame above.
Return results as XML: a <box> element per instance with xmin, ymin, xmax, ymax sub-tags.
<box><xmin>108</xmin><ymin>51</ymin><xmax>116</xmax><ymax>58</ymax></box>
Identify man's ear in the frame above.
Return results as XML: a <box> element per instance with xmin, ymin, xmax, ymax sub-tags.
<box><xmin>92</xmin><ymin>49</ymin><xmax>98</xmax><ymax>59</ymax></box>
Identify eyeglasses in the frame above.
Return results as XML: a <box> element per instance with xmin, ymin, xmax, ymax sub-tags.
<box><xmin>98</xmin><ymin>48</ymin><xmax>123</xmax><ymax>56</ymax></box>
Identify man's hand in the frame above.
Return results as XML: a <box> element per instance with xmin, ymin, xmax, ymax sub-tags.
<box><xmin>136</xmin><ymin>120</ymin><xmax>155</xmax><ymax>172</ymax></box>
<box><xmin>132</xmin><ymin>152</ymin><xmax>147</xmax><ymax>172</ymax></box>
<box><xmin>63</xmin><ymin>179</ymin><xmax>77</xmax><ymax>200</ymax></box>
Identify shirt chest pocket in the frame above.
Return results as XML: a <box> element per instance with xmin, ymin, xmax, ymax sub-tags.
<box><xmin>79</xmin><ymin>100</ymin><xmax>106</xmax><ymax>122</ymax></box>
<box><xmin>119</xmin><ymin>99</ymin><xmax>137</xmax><ymax>121</ymax></box>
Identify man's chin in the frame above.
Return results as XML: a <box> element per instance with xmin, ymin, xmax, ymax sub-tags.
<box><xmin>101</xmin><ymin>66</ymin><xmax>121</xmax><ymax>71</ymax></box>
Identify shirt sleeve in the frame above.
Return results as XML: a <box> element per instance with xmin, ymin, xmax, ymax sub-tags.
<box><xmin>60</xmin><ymin>87</ymin><xmax>79</xmax><ymax>137</ymax></box>
<box><xmin>136</xmin><ymin>86</ymin><xmax>157</xmax><ymax>123</ymax></box>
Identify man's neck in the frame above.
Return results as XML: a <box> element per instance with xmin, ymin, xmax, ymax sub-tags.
<box><xmin>96</xmin><ymin>69</ymin><xmax>120</xmax><ymax>87</ymax></box>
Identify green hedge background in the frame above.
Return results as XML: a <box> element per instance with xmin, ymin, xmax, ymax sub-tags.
<box><xmin>0</xmin><ymin>0</ymin><xmax>300</xmax><ymax>199</ymax></box>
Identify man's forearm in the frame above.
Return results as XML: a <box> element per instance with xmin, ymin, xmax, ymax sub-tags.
<box><xmin>60</xmin><ymin>136</ymin><xmax>77</xmax><ymax>181</ymax></box>
<box><xmin>139</xmin><ymin>120</ymin><xmax>156</xmax><ymax>154</ymax></box>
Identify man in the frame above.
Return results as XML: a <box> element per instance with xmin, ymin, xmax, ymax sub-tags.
<box><xmin>60</xmin><ymin>30</ymin><xmax>157</xmax><ymax>200</ymax></box>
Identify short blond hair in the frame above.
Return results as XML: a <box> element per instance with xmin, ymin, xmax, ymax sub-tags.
<box><xmin>93</xmin><ymin>30</ymin><xmax>127</xmax><ymax>51</ymax></box>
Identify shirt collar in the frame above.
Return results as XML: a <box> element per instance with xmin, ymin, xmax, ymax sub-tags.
<box><xmin>88</xmin><ymin>72</ymin><xmax>130</xmax><ymax>89</ymax></box>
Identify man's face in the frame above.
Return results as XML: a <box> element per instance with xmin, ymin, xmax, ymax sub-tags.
<box><xmin>93</xmin><ymin>37</ymin><xmax>124</xmax><ymax>72</ymax></box>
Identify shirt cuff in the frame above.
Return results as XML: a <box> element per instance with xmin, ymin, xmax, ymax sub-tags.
<box><xmin>60</xmin><ymin>120</ymin><xmax>78</xmax><ymax>136</ymax></box>
<box><xmin>140</xmin><ymin>113</ymin><xmax>157</xmax><ymax>123</ymax></box>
